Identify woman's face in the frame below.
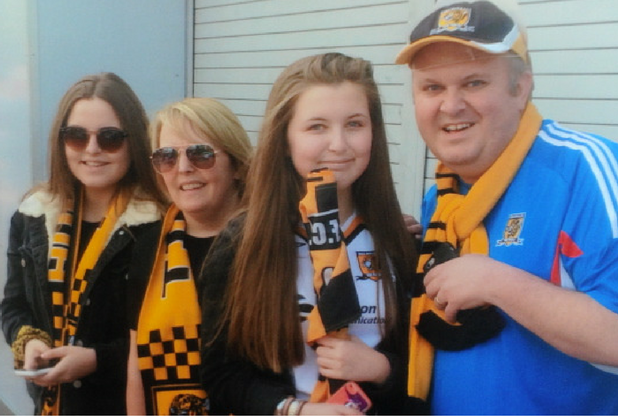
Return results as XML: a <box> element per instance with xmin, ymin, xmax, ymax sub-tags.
<box><xmin>64</xmin><ymin>97</ymin><xmax>131</xmax><ymax>199</ymax></box>
<box><xmin>156</xmin><ymin>120</ymin><xmax>240</xmax><ymax>224</ymax></box>
<box><xmin>286</xmin><ymin>81</ymin><xmax>373</xmax><ymax>208</ymax></box>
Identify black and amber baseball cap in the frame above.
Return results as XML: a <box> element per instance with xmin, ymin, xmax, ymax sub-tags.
<box><xmin>395</xmin><ymin>0</ymin><xmax>528</xmax><ymax>65</ymax></box>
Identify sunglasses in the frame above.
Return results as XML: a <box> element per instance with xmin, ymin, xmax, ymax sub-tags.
<box><xmin>151</xmin><ymin>144</ymin><xmax>218</xmax><ymax>174</ymax></box>
<box><xmin>60</xmin><ymin>126</ymin><xmax>127</xmax><ymax>152</ymax></box>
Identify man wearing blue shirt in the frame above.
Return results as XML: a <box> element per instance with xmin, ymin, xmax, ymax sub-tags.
<box><xmin>396</xmin><ymin>0</ymin><xmax>618</xmax><ymax>413</ymax></box>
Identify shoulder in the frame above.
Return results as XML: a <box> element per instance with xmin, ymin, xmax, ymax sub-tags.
<box><xmin>18</xmin><ymin>189</ymin><xmax>60</xmax><ymax>219</ymax></box>
<box><xmin>532</xmin><ymin>120</ymin><xmax>618</xmax><ymax>175</ymax></box>
<box><xmin>121</xmin><ymin>197</ymin><xmax>164</xmax><ymax>228</ymax></box>
<box><xmin>199</xmin><ymin>213</ymin><xmax>246</xmax><ymax>292</ymax></box>
<box><xmin>212</xmin><ymin>212</ymin><xmax>246</xmax><ymax>252</ymax></box>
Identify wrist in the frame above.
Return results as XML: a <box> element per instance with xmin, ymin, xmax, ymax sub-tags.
<box><xmin>275</xmin><ymin>397</ymin><xmax>293</xmax><ymax>415</ymax></box>
<box><xmin>11</xmin><ymin>325</ymin><xmax>52</xmax><ymax>369</ymax></box>
<box><xmin>371</xmin><ymin>351</ymin><xmax>392</xmax><ymax>385</ymax></box>
<box><xmin>274</xmin><ymin>397</ymin><xmax>307</xmax><ymax>416</ymax></box>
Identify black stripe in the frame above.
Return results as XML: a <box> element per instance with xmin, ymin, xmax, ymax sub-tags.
<box><xmin>427</xmin><ymin>221</ymin><xmax>446</xmax><ymax>230</ymax></box>
<box><xmin>435</xmin><ymin>172</ymin><xmax>459</xmax><ymax>180</ymax></box>
<box><xmin>437</xmin><ymin>187</ymin><xmax>457</xmax><ymax>196</ymax></box>
<box><xmin>344</xmin><ymin>222</ymin><xmax>366</xmax><ymax>244</ymax></box>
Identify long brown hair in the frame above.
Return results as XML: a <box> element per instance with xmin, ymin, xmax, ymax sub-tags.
<box><xmin>42</xmin><ymin>72</ymin><xmax>165</xmax><ymax>209</ymax></box>
<box><xmin>223</xmin><ymin>53</ymin><xmax>416</xmax><ymax>372</ymax></box>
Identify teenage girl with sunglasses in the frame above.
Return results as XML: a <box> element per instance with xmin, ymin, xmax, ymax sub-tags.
<box><xmin>199</xmin><ymin>53</ymin><xmax>420</xmax><ymax>415</ymax></box>
<box><xmin>1</xmin><ymin>72</ymin><xmax>167</xmax><ymax>415</ymax></box>
<box><xmin>125</xmin><ymin>97</ymin><xmax>252</xmax><ymax>415</ymax></box>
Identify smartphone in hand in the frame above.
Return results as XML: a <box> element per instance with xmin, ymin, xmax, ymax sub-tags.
<box><xmin>14</xmin><ymin>367</ymin><xmax>52</xmax><ymax>377</ymax></box>
<box><xmin>326</xmin><ymin>381</ymin><xmax>372</xmax><ymax>413</ymax></box>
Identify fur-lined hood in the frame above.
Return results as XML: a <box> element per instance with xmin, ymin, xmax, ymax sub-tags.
<box><xmin>18</xmin><ymin>188</ymin><xmax>163</xmax><ymax>249</ymax></box>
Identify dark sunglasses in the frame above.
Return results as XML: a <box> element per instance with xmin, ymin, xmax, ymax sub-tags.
<box><xmin>60</xmin><ymin>126</ymin><xmax>127</xmax><ymax>152</ymax></box>
<box><xmin>151</xmin><ymin>144</ymin><xmax>218</xmax><ymax>174</ymax></box>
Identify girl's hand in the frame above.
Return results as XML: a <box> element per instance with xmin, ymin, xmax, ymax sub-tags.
<box><xmin>23</xmin><ymin>338</ymin><xmax>51</xmax><ymax>371</ymax></box>
<box><xmin>30</xmin><ymin>346</ymin><xmax>96</xmax><ymax>387</ymax></box>
<box><xmin>300</xmin><ymin>402</ymin><xmax>363</xmax><ymax>415</ymax></box>
<box><xmin>315</xmin><ymin>335</ymin><xmax>390</xmax><ymax>384</ymax></box>
<box><xmin>403</xmin><ymin>214</ymin><xmax>422</xmax><ymax>239</ymax></box>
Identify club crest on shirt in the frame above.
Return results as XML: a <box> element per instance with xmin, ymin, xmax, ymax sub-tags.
<box><xmin>497</xmin><ymin>213</ymin><xmax>525</xmax><ymax>246</ymax></box>
<box><xmin>355</xmin><ymin>251</ymin><xmax>380</xmax><ymax>281</ymax></box>
<box><xmin>432</xmin><ymin>7</ymin><xmax>473</xmax><ymax>34</ymax></box>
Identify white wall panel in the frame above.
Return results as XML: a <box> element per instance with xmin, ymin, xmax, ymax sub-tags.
<box><xmin>193</xmin><ymin>0</ymin><xmax>618</xmax><ymax>216</ymax></box>
<box><xmin>193</xmin><ymin>0</ymin><xmax>426</xmax><ymax>215</ymax></box>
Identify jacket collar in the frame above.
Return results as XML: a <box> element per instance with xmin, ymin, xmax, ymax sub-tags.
<box><xmin>19</xmin><ymin>188</ymin><xmax>162</xmax><ymax>249</ymax></box>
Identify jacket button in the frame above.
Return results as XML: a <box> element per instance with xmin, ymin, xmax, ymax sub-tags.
<box><xmin>85</xmin><ymin>299</ymin><xmax>91</xmax><ymax>306</ymax></box>
<box><xmin>73</xmin><ymin>380</ymin><xmax>82</xmax><ymax>388</ymax></box>
<box><xmin>21</xmin><ymin>259</ymin><xmax>26</xmax><ymax>267</ymax></box>
<box><xmin>119</xmin><ymin>230</ymin><xmax>125</xmax><ymax>235</ymax></box>
<box><xmin>75</xmin><ymin>339</ymin><xmax>84</xmax><ymax>347</ymax></box>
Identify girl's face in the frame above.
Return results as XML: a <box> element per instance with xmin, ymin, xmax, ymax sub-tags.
<box><xmin>64</xmin><ymin>97</ymin><xmax>131</xmax><ymax>200</ymax></box>
<box><xmin>287</xmin><ymin>81</ymin><xmax>373</xmax><ymax>204</ymax></box>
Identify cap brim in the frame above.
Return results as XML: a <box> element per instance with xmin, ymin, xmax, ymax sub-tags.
<box><xmin>396</xmin><ymin>36</ymin><xmax>495</xmax><ymax>65</ymax></box>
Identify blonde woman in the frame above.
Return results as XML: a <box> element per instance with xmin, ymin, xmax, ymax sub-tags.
<box><xmin>126</xmin><ymin>98</ymin><xmax>252</xmax><ymax>415</ymax></box>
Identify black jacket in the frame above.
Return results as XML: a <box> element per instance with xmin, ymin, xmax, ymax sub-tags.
<box><xmin>199</xmin><ymin>216</ymin><xmax>424</xmax><ymax>415</ymax></box>
<box><xmin>1</xmin><ymin>190</ymin><xmax>161</xmax><ymax>415</ymax></box>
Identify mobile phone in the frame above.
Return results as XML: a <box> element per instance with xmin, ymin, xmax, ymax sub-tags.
<box><xmin>326</xmin><ymin>381</ymin><xmax>372</xmax><ymax>413</ymax></box>
<box><xmin>423</xmin><ymin>242</ymin><xmax>459</xmax><ymax>273</ymax></box>
<box><xmin>14</xmin><ymin>367</ymin><xmax>52</xmax><ymax>377</ymax></box>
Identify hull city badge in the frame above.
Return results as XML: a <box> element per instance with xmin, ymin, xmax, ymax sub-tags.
<box><xmin>497</xmin><ymin>213</ymin><xmax>525</xmax><ymax>246</ymax></box>
<box><xmin>433</xmin><ymin>7</ymin><xmax>473</xmax><ymax>34</ymax></box>
<box><xmin>356</xmin><ymin>251</ymin><xmax>380</xmax><ymax>281</ymax></box>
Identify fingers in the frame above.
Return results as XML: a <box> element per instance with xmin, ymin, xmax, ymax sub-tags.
<box><xmin>40</xmin><ymin>346</ymin><xmax>67</xmax><ymax>361</ymax></box>
<box><xmin>434</xmin><ymin>296</ymin><xmax>446</xmax><ymax>310</ymax></box>
<box><xmin>403</xmin><ymin>214</ymin><xmax>423</xmax><ymax>237</ymax></box>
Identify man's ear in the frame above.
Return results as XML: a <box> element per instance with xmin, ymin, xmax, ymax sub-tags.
<box><xmin>516</xmin><ymin>70</ymin><xmax>534</xmax><ymax>111</ymax></box>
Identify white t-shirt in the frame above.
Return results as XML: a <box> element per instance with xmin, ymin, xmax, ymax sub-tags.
<box><xmin>293</xmin><ymin>214</ymin><xmax>389</xmax><ymax>398</ymax></box>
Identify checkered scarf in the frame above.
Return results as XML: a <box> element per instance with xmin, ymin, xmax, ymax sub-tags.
<box><xmin>43</xmin><ymin>190</ymin><xmax>129</xmax><ymax>415</ymax></box>
<box><xmin>299</xmin><ymin>168</ymin><xmax>362</xmax><ymax>402</ymax></box>
<box><xmin>136</xmin><ymin>205</ymin><xmax>207</xmax><ymax>415</ymax></box>
<box><xmin>408</xmin><ymin>103</ymin><xmax>542</xmax><ymax>402</ymax></box>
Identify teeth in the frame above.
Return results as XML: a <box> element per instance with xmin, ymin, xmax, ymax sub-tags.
<box><xmin>84</xmin><ymin>161</ymin><xmax>105</xmax><ymax>167</ymax></box>
<box><xmin>444</xmin><ymin>123</ymin><xmax>471</xmax><ymax>132</ymax></box>
<box><xmin>181</xmin><ymin>183</ymin><xmax>204</xmax><ymax>191</ymax></box>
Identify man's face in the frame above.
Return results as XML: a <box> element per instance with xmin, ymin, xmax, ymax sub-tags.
<box><xmin>411</xmin><ymin>43</ymin><xmax>531</xmax><ymax>183</ymax></box>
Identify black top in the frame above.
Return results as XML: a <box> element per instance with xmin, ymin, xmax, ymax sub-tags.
<box><xmin>128</xmin><ymin>222</ymin><xmax>215</xmax><ymax>330</ymax></box>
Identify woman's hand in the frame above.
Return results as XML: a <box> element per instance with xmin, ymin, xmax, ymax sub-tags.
<box><xmin>315</xmin><ymin>335</ymin><xmax>390</xmax><ymax>385</ymax></box>
<box><xmin>23</xmin><ymin>338</ymin><xmax>51</xmax><ymax>371</ymax></box>
<box><xmin>30</xmin><ymin>346</ymin><xmax>97</xmax><ymax>386</ymax></box>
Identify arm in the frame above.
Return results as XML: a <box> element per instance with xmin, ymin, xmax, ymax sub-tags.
<box><xmin>126</xmin><ymin>330</ymin><xmax>146</xmax><ymax>414</ymax></box>
<box><xmin>1</xmin><ymin>212</ymin><xmax>38</xmax><ymax>345</ymax></box>
<box><xmin>424</xmin><ymin>253</ymin><xmax>618</xmax><ymax>365</ymax></box>
<box><xmin>199</xmin><ymin>218</ymin><xmax>296</xmax><ymax>414</ymax></box>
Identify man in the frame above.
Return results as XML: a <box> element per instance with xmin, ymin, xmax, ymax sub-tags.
<box><xmin>396</xmin><ymin>0</ymin><xmax>618</xmax><ymax>414</ymax></box>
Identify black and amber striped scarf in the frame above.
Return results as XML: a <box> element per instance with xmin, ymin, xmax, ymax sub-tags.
<box><xmin>43</xmin><ymin>191</ymin><xmax>129</xmax><ymax>415</ymax></box>
<box><xmin>408</xmin><ymin>103</ymin><xmax>542</xmax><ymax>402</ymax></box>
<box><xmin>136</xmin><ymin>205</ymin><xmax>207</xmax><ymax>415</ymax></box>
<box><xmin>299</xmin><ymin>168</ymin><xmax>362</xmax><ymax>403</ymax></box>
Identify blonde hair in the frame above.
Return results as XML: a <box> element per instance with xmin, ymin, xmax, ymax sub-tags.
<box><xmin>150</xmin><ymin>97</ymin><xmax>253</xmax><ymax>199</ymax></box>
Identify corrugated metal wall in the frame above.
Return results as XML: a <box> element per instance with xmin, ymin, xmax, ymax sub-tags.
<box><xmin>192</xmin><ymin>0</ymin><xmax>618</xmax><ymax>216</ymax></box>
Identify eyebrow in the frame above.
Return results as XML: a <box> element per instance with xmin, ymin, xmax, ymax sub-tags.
<box><xmin>414</xmin><ymin>71</ymin><xmax>490</xmax><ymax>84</ymax></box>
